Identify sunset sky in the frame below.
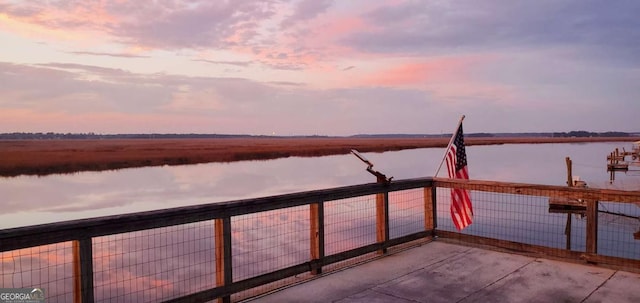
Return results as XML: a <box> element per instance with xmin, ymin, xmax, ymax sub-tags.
<box><xmin>1</xmin><ymin>0</ymin><xmax>639</xmax><ymax>136</ymax></box>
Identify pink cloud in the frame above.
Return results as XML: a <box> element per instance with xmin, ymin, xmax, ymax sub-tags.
<box><xmin>221</xmin><ymin>5</ymin><xmax>370</xmax><ymax>72</ymax></box>
<box><xmin>1</xmin><ymin>1</ymin><xmax>367</xmax><ymax>73</ymax></box>
<box><xmin>0</xmin><ymin>1</ymin><xmax>278</xmax><ymax>50</ymax></box>
<box><xmin>362</xmin><ymin>55</ymin><xmax>487</xmax><ymax>87</ymax></box>
<box><xmin>0</xmin><ymin>1</ymin><xmax>117</xmax><ymax>41</ymax></box>
<box><xmin>349</xmin><ymin>54</ymin><xmax>518</xmax><ymax>104</ymax></box>
<box><xmin>280</xmin><ymin>0</ymin><xmax>334</xmax><ymax>28</ymax></box>
<box><xmin>309</xmin><ymin>16</ymin><xmax>368</xmax><ymax>57</ymax></box>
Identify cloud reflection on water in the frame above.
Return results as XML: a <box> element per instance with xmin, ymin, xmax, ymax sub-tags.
<box><xmin>2</xmin><ymin>142</ymin><xmax>636</xmax><ymax>230</ymax></box>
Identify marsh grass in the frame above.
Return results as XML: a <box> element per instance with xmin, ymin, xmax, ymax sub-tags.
<box><xmin>1</xmin><ymin>137</ymin><xmax>637</xmax><ymax>177</ymax></box>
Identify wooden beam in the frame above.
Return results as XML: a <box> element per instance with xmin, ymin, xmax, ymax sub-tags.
<box><xmin>222</xmin><ymin>218</ymin><xmax>232</xmax><ymax>303</ymax></box>
<box><xmin>384</xmin><ymin>191</ymin><xmax>390</xmax><ymax>249</ymax></box>
<box><xmin>424</xmin><ymin>187</ymin><xmax>434</xmax><ymax>230</ymax></box>
<box><xmin>433</xmin><ymin>178</ymin><xmax>640</xmax><ymax>203</ymax></box>
<box><xmin>586</xmin><ymin>200</ymin><xmax>598</xmax><ymax>254</ymax></box>
<box><xmin>580</xmin><ymin>253</ymin><xmax>640</xmax><ymax>273</ymax></box>
<box><xmin>376</xmin><ymin>191</ymin><xmax>386</xmax><ymax>254</ymax></box>
<box><xmin>72</xmin><ymin>241</ymin><xmax>81</xmax><ymax>303</ymax></box>
<box><xmin>214</xmin><ymin>219</ymin><xmax>225</xmax><ymax>303</ymax></box>
<box><xmin>566</xmin><ymin>157</ymin><xmax>573</xmax><ymax>187</ymax></box>
<box><xmin>78</xmin><ymin>238</ymin><xmax>94</xmax><ymax>303</ymax></box>
<box><xmin>565</xmin><ymin>213</ymin><xmax>572</xmax><ymax>250</ymax></box>
<box><xmin>437</xmin><ymin>230</ymin><xmax>581</xmax><ymax>259</ymax></box>
<box><xmin>310</xmin><ymin>203</ymin><xmax>320</xmax><ymax>260</ymax></box>
<box><xmin>309</xmin><ymin>203</ymin><xmax>322</xmax><ymax>274</ymax></box>
<box><xmin>436</xmin><ymin>230</ymin><xmax>640</xmax><ymax>274</ymax></box>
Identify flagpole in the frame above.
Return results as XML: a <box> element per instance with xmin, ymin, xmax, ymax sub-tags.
<box><xmin>434</xmin><ymin>115</ymin><xmax>465</xmax><ymax>177</ymax></box>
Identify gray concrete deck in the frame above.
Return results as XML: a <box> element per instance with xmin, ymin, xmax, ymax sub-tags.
<box><xmin>247</xmin><ymin>241</ymin><xmax>640</xmax><ymax>303</ymax></box>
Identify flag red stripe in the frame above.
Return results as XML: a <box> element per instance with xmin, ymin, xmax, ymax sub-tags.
<box><xmin>445</xmin><ymin>145</ymin><xmax>456</xmax><ymax>178</ymax></box>
<box><xmin>445</xmin><ymin>124</ymin><xmax>473</xmax><ymax>230</ymax></box>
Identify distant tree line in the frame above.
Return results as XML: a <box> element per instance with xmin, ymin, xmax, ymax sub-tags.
<box><xmin>0</xmin><ymin>132</ymin><xmax>256</xmax><ymax>140</ymax></box>
<box><xmin>0</xmin><ymin>131</ymin><xmax>634</xmax><ymax>140</ymax></box>
<box><xmin>551</xmin><ymin>131</ymin><xmax>631</xmax><ymax>138</ymax></box>
<box><xmin>466</xmin><ymin>133</ymin><xmax>495</xmax><ymax>138</ymax></box>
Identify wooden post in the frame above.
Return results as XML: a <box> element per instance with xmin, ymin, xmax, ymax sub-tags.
<box><xmin>222</xmin><ymin>218</ymin><xmax>232</xmax><ymax>303</ymax></box>
<box><xmin>609</xmin><ymin>152</ymin><xmax>616</xmax><ymax>182</ymax></box>
<box><xmin>564</xmin><ymin>157</ymin><xmax>573</xmax><ymax>250</ymax></box>
<box><xmin>72</xmin><ymin>240</ymin><xmax>81</xmax><ymax>303</ymax></box>
<box><xmin>309</xmin><ymin>202</ymin><xmax>324</xmax><ymax>274</ymax></box>
<box><xmin>214</xmin><ymin>219</ymin><xmax>230</xmax><ymax>303</ymax></box>
<box><xmin>77</xmin><ymin>238</ymin><xmax>94</xmax><ymax>303</ymax></box>
<box><xmin>610</xmin><ymin>168</ymin><xmax>615</xmax><ymax>183</ymax></box>
<box><xmin>384</xmin><ymin>191</ymin><xmax>389</xmax><ymax>246</ymax></box>
<box><xmin>611</xmin><ymin>151</ymin><xmax>615</xmax><ymax>164</ymax></box>
<box><xmin>586</xmin><ymin>200</ymin><xmax>598</xmax><ymax>254</ymax></box>
<box><xmin>375</xmin><ymin>192</ymin><xmax>386</xmax><ymax>254</ymax></box>
<box><xmin>564</xmin><ymin>213</ymin><xmax>572</xmax><ymax>250</ymax></box>
<box><xmin>423</xmin><ymin>187</ymin><xmax>434</xmax><ymax>231</ymax></box>
<box><xmin>310</xmin><ymin>203</ymin><xmax>320</xmax><ymax>261</ymax></box>
<box><xmin>565</xmin><ymin>157</ymin><xmax>573</xmax><ymax>186</ymax></box>
<box><xmin>215</xmin><ymin>219</ymin><xmax>224</xmax><ymax>287</ymax></box>
<box><xmin>375</xmin><ymin>176</ymin><xmax>387</xmax><ymax>254</ymax></box>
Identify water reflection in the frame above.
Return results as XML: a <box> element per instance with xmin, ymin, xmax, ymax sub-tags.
<box><xmin>1</xmin><ymin>142</ymin><xmax>637</xmax><ymax>229</ymax></box>
<box><xmin>92</xmin><ymin>221</ymin><xmax>217</xmax><ymax>302</ymax></box>
<box><xmin>0</xmin><ymin>155</ymin><xmax>370</xmax><ymax>229</ymax></box>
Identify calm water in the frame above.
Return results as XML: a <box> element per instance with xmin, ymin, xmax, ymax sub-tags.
<box><xmin>1</xmin><ymin>142</ymin><xmax>638</xmax><ymax>230</ymax></box>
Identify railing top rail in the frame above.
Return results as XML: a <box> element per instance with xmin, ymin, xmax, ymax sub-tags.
<box><xmin>0</xmin><ymin>177</ymin><xmax>433</xmax><ymax>252</ymax></box>
<box><xmin>433</xmin><ymin>177</ymin><xmax>640</xmax><ymax>203</ymax></box>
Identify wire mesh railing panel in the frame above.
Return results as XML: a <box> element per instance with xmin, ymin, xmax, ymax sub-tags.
<box><xmin>92</xmin><ymin>221</ymin><xmax>216</xmax><ymax>303</ymax></box>
<box><xmin>436</xmin><ymin>188</ymin><xmax>574</xmax><ymax>253</ymax></box>
<box><xmin>597</xmin><ymin>201</ymin><xmax>640</xmax><ymax>261</ymax></box>
<box><xmin>389</xmin><ymin>189</ymin><xmax>425</xmax><ymax>239</ymax></box>
<box><xmin>324</xmin><ymin>195</ymin><xmax>377</xmax><ymax>256</ymax></box>
<box><xmin>231</xmin><ymin>205</ymin><xmax>310</xmax><ymax>283</ymax></box>
<box><xmin>0</xmin><ymin>242</ymin><xmax>74</xmax><ymax>303</ymax></box>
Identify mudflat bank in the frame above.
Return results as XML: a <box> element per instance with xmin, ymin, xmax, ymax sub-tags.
<box><xmin>1</xmin><ymin>137</ymin><xmax>637</xmax><ymax>177</ymax></box>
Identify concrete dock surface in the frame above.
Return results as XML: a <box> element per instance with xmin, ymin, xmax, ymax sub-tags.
<box><xmin>247</xmin><ymin>241</ymin><xmax>640</xmax><ymax>303</ymax></box>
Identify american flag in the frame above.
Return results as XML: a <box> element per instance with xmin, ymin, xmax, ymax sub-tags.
<box><xmin>445</xmin><ymin>124</ymin><xmax>473</xmax><ymax>230</ymax></box>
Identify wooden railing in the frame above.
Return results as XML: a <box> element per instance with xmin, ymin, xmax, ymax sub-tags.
<box><xmin>1</xmin><ymin>178</ymin><xmax>434</xmax><ymax>303</ymax></box>
<box><xmin>433</xmin><ymin>177</ymin><xmax>640</xmax><ymax>269</ymax></box>
<box><xmin>1</xmin><ymin>177</ymin><xmax>639</xmax><ymax>302</ymax></box>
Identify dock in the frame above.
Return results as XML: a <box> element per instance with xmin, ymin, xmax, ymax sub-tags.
<box><xmin>548</xmin><ymin>196</ymin><xmax>586</xmax><ymax>214</ymax></box>
<box><xmin>608</xmin><ymin>163</ymin><xmax>629</xmax><ymax>171</ymax></box>
<box><xmin>248</xmin><ymin>240</ymin><xmax>640</xmax><ymax>303</ymax></box>
<box><xmin>607</xmin><ymin>142</ymin><xmax>640</xmax><ymax>176</ymax></box>
<box><xmin>549</xmin><ymin>159</ymin><xmax>587</xmax><ymax>214</ymax></box>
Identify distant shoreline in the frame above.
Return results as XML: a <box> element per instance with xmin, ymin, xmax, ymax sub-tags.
<box><xmin>1</xmin><ymin>136</ymin><xmax>637</xmax><ymax>177</ymax></box>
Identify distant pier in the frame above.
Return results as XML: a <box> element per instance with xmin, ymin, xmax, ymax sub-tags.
<box><xmin>607</xmin><ymin>141</ymin><xmax>640</xmax><ymax>181</ymax></box>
